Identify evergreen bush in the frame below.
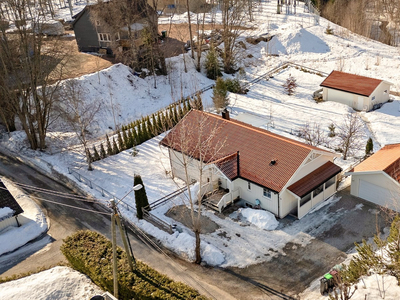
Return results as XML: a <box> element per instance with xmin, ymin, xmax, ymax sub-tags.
<box><xmin>205</xmin><ymin>46</ymin><xmax>222</xmax><ymax>80</ymax></box>
<box><xmin>112</xmin><ymin>137</ymin><xmax>119</xmax><ymax>155</ymax></box>
<box><xmin>106</xmin><ymin>134</ymin><xmax>113</xmax><ymax>156</ymax></box>
<box><xmin>100</xmin><ymin>143</ymin><xmax>107</xmax><ymax>159</ymax></box>
<box><xmin>134</xmin><ymin>174</ymin><xmax>150</xmax><ymax>219</ymax></box>
<box><xmin>365</xmin><ymin>137</ymin><xmax>373</xmax><ymax>156</ymax></box>
<box><xmin>60</xmin><ymin>230</ymin><xmax>208</xmax><ymax>300</ymax></box>
<box><xmin>212</xmin><ymin>77</ymin><xmax>229</xmax><ymax>111</ymax></box>
<box><xmin>93</xmin><ymin>146</ymin><xmax>100</xmax><ymax>161</ymax></box>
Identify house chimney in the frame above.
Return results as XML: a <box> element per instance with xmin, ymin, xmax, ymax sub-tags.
<box><xmin>222</xmin><ymin>109</ymin><xmax>230</xmax><ymax>120</ymax></box>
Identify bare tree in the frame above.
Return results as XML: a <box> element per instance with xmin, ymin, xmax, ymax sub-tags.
<box><xmin>0</xmin><ymin>2</ymin><xmax>71</xmax><ymax>150</ymax></box>
<box><xmin>161</xmin><ymin>111</ymin><xmax>226</xmax><ymax>263</ymax></box>
<box><xmin>298</xmin><ymin>122</ymin><xmax>327</xmax><ymax>147</ymax></box>
<box><xmin>57</xmin><ymin>80</ymin><xmax>101</xmax><ymax>170</ymax></box>
<box><xmin>221</xmin><ymin>0</ymin><xmax>247</xmax><ymax>73</ymax></box>
<box><xmin>335</xmin><ymin>113</ymin><xmax>365</xmax><ymax>160</ymax></box>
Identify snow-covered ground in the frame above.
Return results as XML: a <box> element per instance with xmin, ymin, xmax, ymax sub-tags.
<box><xmin>0</xmin><ymin>266</ymin><xmax>103</xmax><ymax>300</ymax></box>
<box><xmin>0</xmin><ymin>179</ymin><xmax>48</xmax><ymax>256</ymax></box>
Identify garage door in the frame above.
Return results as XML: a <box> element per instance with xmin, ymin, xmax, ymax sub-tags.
<box><xmin>358</xmin><ymin>180</ymin><xmax>396</xmax><ymax>210</ymax></box>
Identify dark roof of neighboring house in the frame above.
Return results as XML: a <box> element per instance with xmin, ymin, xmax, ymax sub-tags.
<box><xmin>320</xmin><ymin>71</ymin><xmax>385</xmax><ymax>97</ymax></box>
<box><xmin>351</xmin><ymin>143</ymin><xmax>400</xmax><ymax>183</ymax></box>
<box><xmin>160</xmin><ymin>110</ymin><xmax>336</xmax><ymax>193</ymax></box>
<box><xmin>0</xmin><ymin>180</ymin><xmax>24</xmax><ymax>218</ymax></box>
<box><xmin>287</xmin><ymin>161</ymin><xmax>342</xmax><ymax>197</ymax></box>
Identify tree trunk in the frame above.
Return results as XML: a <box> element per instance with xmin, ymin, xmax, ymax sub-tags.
<box><xmin>194</xmin><ymin>229</ymin><xmax>201</xmax><ymax>264</ymax></box>
<box><xmin>186</xmin><ymin>0</ymin><xmax>194</xmax><ymax>59</ymax></box>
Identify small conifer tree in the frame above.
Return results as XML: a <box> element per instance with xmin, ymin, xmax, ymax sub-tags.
<box><xmin>205</xmin><ymin>46</ymin><xmax>222</xmax><ymax>80</ymax></box>
<box><xmin>99</xmin><ymin>143</ymin><xmax>107</xmax><ymax>159</ymax></box>
<box><xmin>162</xmin><ymin>110</ymin><xmax>168</xmax><ymax>129</ymax></box>
<box><xmin>134</xmin><ymin>174</ymin><xmax>150</xmax><ymax>219</ymax></box>
<box><xmin>141</xmin><ymin>121</ymin><xmax>150</xmax><ymax>142</ymax></box>
<box><xmin>122</xmin><ymin>129</ymin><xmax>130</xmax><ymax>149</ymax></box>
<box><xmin>93</xmin><ymin>146</ymin><xmax>100</xmax><ymax>161</ymax></box>
<box><xmin>146</xmin><ymin>117</ymin><xmax>153</xmax><ymax>138</ymax></box>
<box><xmin>184</xmin><ymin>98</ymin><xmax>191</xmax><ymax>113</ymax></box>
<box><xmin>191</xmin><ymin>93</ymin><xmax>203</xmax><ymax>111</ymax></box>
<box><xmin>173</xmin><ymin>105</ymin><xmax>179</xmax><ymax>124</ymax></box>
<box><xmin>131</xmin><ymin>127</ymin><xmax>139</xmax><ymax>146</ymax></box>
<box><xmin>151</xmin><ymin>114</ymin><xmax>158</xmax><ymax>135</ymax></box>
<box><xmin>112</xmin><ymin>137</ymin><xmax>119</xmax><ymax>154</ymax></box>
<box><xmin>365</xmin><ymin>137</ymin><xmax>373</xmax><ymax>156</ymax></box>
<box><xmin>136</xmin><ymin>122</ymin><xmax>143</xmax><ymax>144</ymax></box>
<box><xmin>178</xmin><ymin>104</ymin><xmax>184</xmax><ymax>120</ymax></box>
<box><xmin>328</xmin><ymin>123</ymin><xmax>336</xmax><ymax>137</ymax></box>
<box><xmin>283</xmin><ymin>74</ymin><xmax>297</xmax><ymax>96</ymax></box>
<box><xmin>106</xmin><ymin>134</ymin><xmax>113</xmax><ymax>156</ymax></box>
<box><xmin>157</xmin><ymin>112</ymin><xmax>163</xmax><ymax>133</ymax></box>
<box><xmin>117</xmin><ymin>130</ymin><xmax>125</xmax><ymax>151</ymax></box>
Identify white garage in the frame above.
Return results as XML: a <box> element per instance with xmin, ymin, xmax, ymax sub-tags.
<box><xmin>320</xmin><ymin>71</ymin><xmax>392</xmax><ymax>112</ymax></box>
<box><xmin>346</xmin><ymin>144</ymin><xmax>400</xmax><ymax>211</ymax></box>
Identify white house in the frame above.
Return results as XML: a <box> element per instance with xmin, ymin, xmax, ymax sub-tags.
<box><xmin>320</xmin><ymin>71</ymin><xmax>392</xmax><ymax>111</ymax></box>
<box><xmin>160</xmin><ymin>110</ymin><xmax>342</xmax><ymax>219</ymax></box>
<box><xmin>346</xmin><ymin>143</ymin><xmax>400</xmax><ymax>211</ymax></box>
<box><xmin>0</xmin><ymin>179</ymin><xmax>24</xmax><ymax>232</ymax></box>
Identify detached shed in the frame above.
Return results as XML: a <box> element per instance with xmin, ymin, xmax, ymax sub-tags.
<box><xmin>346</xmin><ymin>144</ymin><xmax>400</xmax><ymax>211</ymax></box>
<box><xmin>320</xmin><ymin>71</ymin><xmax>392</xmax><ymax>111</ymax></box>
<box><xmin>0</xmin><ymin>180</ymin><xmax>24</xmax><ymax>232</ymax></box>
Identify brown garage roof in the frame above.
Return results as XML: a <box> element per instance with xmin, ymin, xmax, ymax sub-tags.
<box><xmin>160</xmin><ymin>110</ymin><xmax>336</xmax><ymax>192</ymax></box>
<box><xmin>0</xmin><ymin>180</ymin><xmax>24</xmax><ymax>219</ymax></box>
<box><xmin>352</xmin><ymin>143</ymin><xmax>400</xmax><ymax>183</ymax></box>
<box><xmin>320</xmin><ymin>71</ymin><xmax>383</xmax><ymax>97</ymax></box>
<box><xmin>287</xmin><ymin>161</ymin><xmax>342</xmax><ymax>197</ymax></box>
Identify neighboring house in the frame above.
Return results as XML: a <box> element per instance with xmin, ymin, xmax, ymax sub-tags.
<box><xmin>160</xmin><ymin>110</ymin><xmax>342</xmax><ymax>219</ymax></box>
<box><xmin>0</xmin><ymin>180</ymin><xmax>24</xmax><ymax>232</ymax></box>
<box><xmin>320</xmin><ymin>71</ymin><xmax>392</xmax><ymax>111</ymax></box>
<box><xmin>346</xmin><ymin>143</ymin><xmax>400</xmax><ymax>211</ymax></box>
<box><xmin>72</xmin><ymin>2</ymin><xmax>156</xmax><ymax>54</ymax></box>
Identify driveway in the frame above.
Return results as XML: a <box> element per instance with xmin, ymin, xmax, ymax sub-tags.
<box><xmin>224</xmin><ymin>187</ymin><xmax>388</xmax><ymax>299</ymax></box>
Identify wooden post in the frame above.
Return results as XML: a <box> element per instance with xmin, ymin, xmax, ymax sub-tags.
<box><xmin>111</xmin><ymin>201</ymin><xmax>118</xmax><ymax>298</ymax></box>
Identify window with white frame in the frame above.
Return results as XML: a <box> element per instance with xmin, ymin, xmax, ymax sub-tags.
<box><xmin>98</xmin><ymin>33</ymin><xmax>111</xmax><ymax>42</ymax></box>
<box><xmin>263</xmin><ymin>188</ymin><xmax>271</xmax><ymax>198</ymax></box>
<box><xmin>325</xmin><ymin>176</ymin><xmax>336</xmax><ymax>188</ymax></box>
<box><xmin>247</xmin><ymin>182</ymin><xmax>251</xmax><ymax>190</ymax></box>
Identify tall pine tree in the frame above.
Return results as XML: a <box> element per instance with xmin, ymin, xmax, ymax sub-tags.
<box><xmin>99</xmin><ymin>143</ymin><xmax>107</xmax><ymax>159</ymax></box>
<box><xmin>93</xmin><ymin>146</ymin><xmax>100</xmax><ymax>161</ymax></box>
<box><xmin>117</xmin><ymin>130</ymin><xmax>125</xmax><ymax>151</ymax></box>
<box><xmin>122</xmin><ymin>129</ymin><xmax>130</xmax><ymax>149</ymax></box>
<box><xmin>112</xmin><ymin>137</ymin><xmax>119</xmax><ymax>155</ymax></box>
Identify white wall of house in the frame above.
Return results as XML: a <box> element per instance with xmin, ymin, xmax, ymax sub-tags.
<box><xmin>350</xmin><ymin>172</ymin><xmax>400</xmax><ymax>211</ymax></box>
<box><xmin>369</xmin><ymin>82</ymin><xmax>391</xmax><ymax>110</ymax></box>
<box><xmin>234</xmin><ymin>178</ymin><xmax>279</xmax><ymax>216</ymax></box>
<box><xmin>323</xmin><ymin>88</ymin><xmax>360</xmax><ymax>108</ymax></box>
<box><xmin>168</xmin><ymin>149</ymin><xmax>218</xmax><ymax>185</ymax></box>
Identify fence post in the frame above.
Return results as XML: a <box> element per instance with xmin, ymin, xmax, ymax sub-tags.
<box><xmin>68</xmin><ymin>167</ymin><xmax>72</xmax><ymax>174</ymax></box>
<box><xmin>78</xmin><ymin>174</ymin><xmax>82</xmax><ymax>182</ymax></box>
<box><xmin>89</xmin><ymin>180</ymin><xmax>93</xmax><ymax>189</ymax></box>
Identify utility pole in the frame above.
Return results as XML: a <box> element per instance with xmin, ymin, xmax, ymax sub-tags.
<box><xmin>110</xmin><ymin>199</ymin><xmax>136</xmax><ymax>298</ymax></box>
<box><xmin>109</xmin><ymin>184</ymin><xmax>142</xmax><ymax>299</ymax></box>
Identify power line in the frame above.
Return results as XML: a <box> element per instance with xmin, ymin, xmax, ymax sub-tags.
<box><xmin>3</xmin><ymin>179</ymin><xmax>109</xmax><ymax>204</ymax></box>
<box><xmin>0</xmin><ymin>186</ymin><xmax>111</xmax><ymax>216</ymax></box>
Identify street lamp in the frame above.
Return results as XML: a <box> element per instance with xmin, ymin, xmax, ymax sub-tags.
<box><xmin>110</xmin><ymin>183</ymin><xmax>143</xmax><ymax>298</ymax></box>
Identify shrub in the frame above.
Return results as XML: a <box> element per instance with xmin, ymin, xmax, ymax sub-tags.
<box><xmin>225</xmin><ymin>78</ymin><xmax>243</xmax><ymax>94</ymax></box>
<box><xmin>61</xmin><ymin>230</ymin><xmax>208</xmax><ymax>300</ymax></box>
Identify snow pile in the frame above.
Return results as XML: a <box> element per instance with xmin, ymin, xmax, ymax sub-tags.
<box><xmin>0</xmin><ymin>207</ymin><xmax>13</xmax><ymax>220</ymax></box>
<box><xmin>0</xmin><ymin>266</ymin><xmax>103</xmax><ymax>300</ymax></box>
<box><xmin>0</xmin><ymin>180</ymin><xmax>48</xmax><ymax>255</ymax></box>
<box><xmin>239</xmin><ymin>208</ymin><xmax>279</xmax><ymax>230</ymax></box>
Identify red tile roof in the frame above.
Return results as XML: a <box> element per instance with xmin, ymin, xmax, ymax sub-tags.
<box><xmin>160</xmin><ymin>110</ymin><xmax>335</xmax><ymax>192</ymax></box>
<box><xmin>213</xmin><ymin>152</ymin><xmax>239</xmax><ymax>181</ymax></box>
<box><xmin>288</xmin><ymin>161</ymin><xmax>342</xmax><ymax>197</ymax></box>
<box><xmin>320</xmin><ymin>71</ymin><xmax>383</xmax><ymax>97</ymax></box>
<box><xmin>352</xmin><ymin>143</ymin><xmax>400</xmax><ymax>183</ymax></box>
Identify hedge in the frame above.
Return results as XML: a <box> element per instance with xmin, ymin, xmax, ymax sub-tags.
<box><xmin>60</xmin><ymin>230</ymin><xmax>208</xmax><ymax>300</ymax></box>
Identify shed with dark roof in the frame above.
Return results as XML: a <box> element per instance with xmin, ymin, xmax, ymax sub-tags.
<box><xmin>320</xmin><ymin>71</ymin><xmax>392</xmax><ymax>111</ymax></box>
<box><xmin>160</xmin><ymin>110</ymin><xmax>342</xmax><ymax>219</ymax></box>
<box><xmin>346</xmin><ymin>143</ymin><xmax>400</xmax><ymax>211</ymax></box>
<box><xmin>0</xmin><ymin>179</ymin><xmax>24</xmax><ymax>232</ymax></box>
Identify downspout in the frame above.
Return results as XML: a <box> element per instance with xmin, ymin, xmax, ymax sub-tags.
<box><xmin>278</xmin><ymin>193</ymin><xmax>280</xmax><ymax>218</ymax></box>
<box><xmin>15</xmin><ymin>215</ymin><xmax>21</xmax><ymax>227</ymax></box>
